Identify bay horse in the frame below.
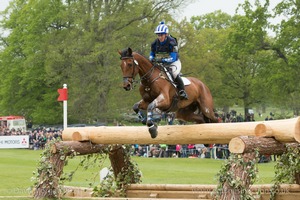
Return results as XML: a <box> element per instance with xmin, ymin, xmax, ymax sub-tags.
<box><xmin>118</xmin><ymin>47</ymin><xmax>218</xmax><ymax>138</ymax></box>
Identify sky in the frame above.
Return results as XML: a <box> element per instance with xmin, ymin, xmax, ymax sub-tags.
<box><xmin>175</xmin><ymin>0</ymin><xmax>282</xmax><ymax>20</ymax></box>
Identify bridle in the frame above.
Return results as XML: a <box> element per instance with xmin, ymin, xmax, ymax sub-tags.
<box><xmin>120</xmin><ymin>55</ymin><xmax>158</xmax><ymax>85</ymax></box>
<box><xmin>120</xmin><ymin>56</ymin><xmax>137</xmax><ymax>85</ymax></box>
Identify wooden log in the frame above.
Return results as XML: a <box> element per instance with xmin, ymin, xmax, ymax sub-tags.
<box><xmin>63</xmin><ymin>121</ymin><xmax>259</xmax><ymax>144</ymax></box>
<box><xmin>62</xmin><ymin>117</ymin><xmax>300</xmax><ymax>144</ymax></box>
<box><xmin>228</xmin><ymin>136</ymin><xmax>287</xmax><ymax>154</ymax></box>
<box><xmin>63</xmin><ymin>184</ymin><xmax>300</xmax><ymax>199</ymax></box>
<box><xmin>51</xmin><ymin>141</ymin><xmax>106</xmax><ymax>155</ymax></box>
<box><xmin>255</xmin><ymin>117</ymin><xmax>300</xmax><ymax>142</ymax></box>
<box><xmin>128</xmin><ymin>184</ymin><xmax>216</xmax><ymax>191</ymax></box>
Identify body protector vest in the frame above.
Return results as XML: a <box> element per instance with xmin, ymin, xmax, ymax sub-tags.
<box><xmin>151</xmin><ymin>36</ymin><xmax>178</xmax><ymax>60</ymax></box>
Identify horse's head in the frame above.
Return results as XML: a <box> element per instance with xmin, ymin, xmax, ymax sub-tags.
<box><xmin>118</xmin><ymin>47</ymin><xmax>139</xmax><ymax>91</ymax></box>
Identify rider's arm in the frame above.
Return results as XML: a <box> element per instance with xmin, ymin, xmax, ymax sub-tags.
<box><xmin>162</xmin><ymin>52</ymin><xmax>178</xmax><ymax>63</ymax></box>
<box><xmin>149</xmin><ymin>51</ymin><xmax>155</xmax><ymax>61</ymax></box>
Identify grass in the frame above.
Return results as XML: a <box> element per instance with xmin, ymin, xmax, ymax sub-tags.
<box><xmin>0</xmin><ymin>149</ymin><xmax>276</xmax><ymax>198</ymax></box>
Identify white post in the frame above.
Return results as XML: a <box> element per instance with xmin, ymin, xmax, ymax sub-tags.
<box><xmin>63</xmin><ymin>84</ymin><xmax>67</xmax><ymax>130</ymax></box>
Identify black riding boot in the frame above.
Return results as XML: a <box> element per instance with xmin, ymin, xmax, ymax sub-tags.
<box><xmin>175</xmin><ymin>75</ymin><xmax>188</xmax><ymax>100</ymax></box>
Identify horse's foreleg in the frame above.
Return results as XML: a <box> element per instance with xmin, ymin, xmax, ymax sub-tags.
<box><xmin>146</xmin><ymin>99</ymin><xmax>159</xmax><ymax>138</ymax></box>
<box><xmin>133</xmin><ymin>100</ymin><xmax>148</xmax><ymax>125</ymax></box>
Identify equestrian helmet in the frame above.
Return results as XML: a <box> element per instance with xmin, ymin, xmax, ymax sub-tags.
<box><xmin>154</xmin><ymin>22</ymin><xmax>169</xmax><ymax>34</ymax></box>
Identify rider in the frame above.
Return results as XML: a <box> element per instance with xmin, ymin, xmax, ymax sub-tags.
<box><xmin>149</xmin><ymin>22</ymin><xmax>188</xmax><ymax>100</ymax></box>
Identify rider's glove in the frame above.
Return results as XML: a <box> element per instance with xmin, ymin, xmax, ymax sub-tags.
<box><xmin>149</xmin><ymin>56</ymin><xmax>154</xmax><ymax>62</ymax></box>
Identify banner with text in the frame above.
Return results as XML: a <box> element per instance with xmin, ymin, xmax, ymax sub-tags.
<box><xmin>0</xmin><ymin>135</ymin><xmax>29</xmax><ymax>148</ymax></box>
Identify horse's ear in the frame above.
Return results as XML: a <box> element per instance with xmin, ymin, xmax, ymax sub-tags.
<box><xmin>118</xmin><ymin>50</ymin><xmax>122</xmax><ymax>56</ymax></box>
<box><xmin>128</xmin><ymin>47</ymin><xmax>132</xmax><ymax>56</ymax></box>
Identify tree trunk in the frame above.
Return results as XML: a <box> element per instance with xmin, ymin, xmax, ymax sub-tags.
<box><xmin>220</xmin><ymin>152</ymin><xmax>257</xmax><ymax>200</ymax></box>
<box><xmin>296</xmin><ymin>172</ymin><xmax>300</xmax><ymax>185</ymax></box>
<box><xmin>108</xmin><ymin>145</ymin><xmax>139</xmax><ymax>188</ymax></box>
<box><xmin>33</xmin><ymin>152</ymin><xmax>66</xmax><ymax>199</ymax></box>
<box><xmin>109</xmin><ymin>145</ymin><xmax>127</xmax><ymax>179</ymax></box>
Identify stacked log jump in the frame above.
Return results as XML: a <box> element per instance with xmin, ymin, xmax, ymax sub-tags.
<box><xmin>62</xmin><ymin>117</ymin><xmax>300</xmax><ymax>144</ymax></box>
<box><xmin>34</xmin><ymin>117</ymin><xmax>300</xmax><ymax>199</ymax></box>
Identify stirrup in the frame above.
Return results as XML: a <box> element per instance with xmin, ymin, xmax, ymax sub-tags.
<box><xmin>179</xmin><ymin>90</ymin><xmax>188</xmax><ymax>100</ymax></box>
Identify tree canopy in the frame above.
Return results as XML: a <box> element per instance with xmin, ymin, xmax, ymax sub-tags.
<box><xmin>0</xmin><ymin>0</ymin><xmax>298</xmax><ymax>125</ymax></box>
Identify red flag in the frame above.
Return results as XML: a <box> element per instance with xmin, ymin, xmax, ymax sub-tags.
<box><xmin>57</xmin><ymin>88</ymin><xmax>68</xmax><ymax>101</ymax></box>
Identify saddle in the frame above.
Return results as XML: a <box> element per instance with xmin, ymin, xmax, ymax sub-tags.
<box><xmin>159</xmin><ymin>64</ymin><xmax>191</xmax><ymax>86</ymax></box>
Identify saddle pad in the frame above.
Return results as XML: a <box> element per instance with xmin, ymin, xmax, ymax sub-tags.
<box><xmin>182</xmin><ymin>77</ymin><xmax>191</xmax><ymax>86</ymax></box>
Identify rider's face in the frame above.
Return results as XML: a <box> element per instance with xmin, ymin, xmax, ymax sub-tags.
<box><xmin>157</xmin><ymin>33</ymin><xmax>167</xmax><ymax>42</ymax></box>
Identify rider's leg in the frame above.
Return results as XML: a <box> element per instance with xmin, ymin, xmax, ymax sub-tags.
<box><xmin>169</xmin><ymin>60</ymin><xmax>188</xmax><ymax>100</ymax></box>
<box><xmin>175</xmin><ymin>75</ymin><xmax>188</xmax><ymax>100</ymax></box>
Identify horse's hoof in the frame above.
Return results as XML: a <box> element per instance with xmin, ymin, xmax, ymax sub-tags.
<box><xmin>148</xmin><ymin>124</ymin><xmax>158</xmax><ymax>138</ymax></box>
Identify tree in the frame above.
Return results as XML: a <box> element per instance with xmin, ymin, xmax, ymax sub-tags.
<box><xmin>178</xmin><ymin>12</ymin><xmax>232</xmax><ymax>109</ymax></box>
<box><xmin>269</xmin><ymin>0</ymin><xmax>300</xmax><ymax>116</ymax></box>
<box><xmin>218</xmin><ymin>0</ymin><xmax>279</xmax><ymax>118</ymax></box>
<box><xmin>0</xmin><ymin>0</ymin><xmax>190</xmax><ymax>124</ymax></box>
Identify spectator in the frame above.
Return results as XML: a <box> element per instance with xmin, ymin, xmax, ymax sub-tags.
<box><xmin>181</xmin><ymin>144</ymin><xmax>188</xmax><ymax>158</ymax></box>
<box><xmin>175</xmin><ymin>144</ymin><xmax>182</xmax><ymax>157</ymax></box>
<box><xmin>159</xmin><ymin>144</ymin><xmax>167</xmax><ymax>158</ymax></box>
<box><xmin>187</xmin><ymin>144</ymin><xmax>196</xmax><ymax>157</ymax></box>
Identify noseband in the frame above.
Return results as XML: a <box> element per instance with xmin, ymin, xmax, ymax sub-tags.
<box><xmin>120</xmin><ymin>56</ymin><xmax>138</xmax><ymax>84</ymax></box>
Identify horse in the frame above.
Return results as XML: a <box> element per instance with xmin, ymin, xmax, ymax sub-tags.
<box><xmin>118</xmin><ymin>47</ymin><xmax>218</xmax><ymax>138</ymax></box>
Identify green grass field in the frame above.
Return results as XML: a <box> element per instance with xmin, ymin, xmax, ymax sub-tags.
<box><xmin>0</xmin><ymin>149</ymin><xmax>276</xmax><ymax>197</ymax></box>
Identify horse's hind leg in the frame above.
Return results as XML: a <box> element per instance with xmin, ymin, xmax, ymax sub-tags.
<box><xmin>176</xmin><ymin>104</ymin><xmax>206</xmax><ymax>124</ymax></box>
<box><xmin>197</xmin><ymin>98</ymin><xmax>218</xmax><ymax>123</ymax></box>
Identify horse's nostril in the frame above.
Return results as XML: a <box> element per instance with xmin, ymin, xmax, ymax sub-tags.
<box><xmin>123</xmin><ymin>84</ymin><xmax>131</xmax><ymax>91</ymax></box>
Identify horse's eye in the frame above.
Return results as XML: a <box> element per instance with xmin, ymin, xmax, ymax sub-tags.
<box><xmin>128</xmin><ymin>63</ymin><xmax>133</xmax><ymax>67</ymax></box>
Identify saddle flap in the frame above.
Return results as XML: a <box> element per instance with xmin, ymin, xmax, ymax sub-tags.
<box><xmin>182</xmin><ymin>77</ymin><xmax>191</xmax><ymax>86</ymax></box>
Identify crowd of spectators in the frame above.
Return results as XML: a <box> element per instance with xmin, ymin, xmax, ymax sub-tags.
<box><xmin>132</xmin><ymin>144</ymin><xmax>230</xmax><ymax>159</ymax></box>
<box><xmin>0</xmin><ymin>127</ymin><xmax>62</xmax><ymax>150</ymax></box>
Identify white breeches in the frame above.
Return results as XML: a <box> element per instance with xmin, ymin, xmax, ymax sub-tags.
<box><xmin>165</xmin><ymin>59</ymin><xmax>181</xmax><ymax>78</ymax></box>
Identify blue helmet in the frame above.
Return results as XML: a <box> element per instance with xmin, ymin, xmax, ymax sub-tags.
<box><xmin>154</xmin><ymin>22</ymin><xmax>169</xmax><ymax>34</ymax></box>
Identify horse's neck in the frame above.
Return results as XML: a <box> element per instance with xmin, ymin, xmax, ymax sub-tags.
<box><xmin>134</xmin><ymin>53</ymin><xmax>158</xmax><ymax>78</ymax></box>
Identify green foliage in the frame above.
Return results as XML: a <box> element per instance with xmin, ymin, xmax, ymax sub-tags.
<box><xmin>0</xmin><ymin>0</ymin><xmax>188</xmax><ymax>124</ymax></box>
<box><xmin>92</xmin><ymin>145</ymin><xmax>141</xmax><ymax>197</ymax></box>
<box><xmin>270</xmin><ymin>145</ymin><xmax>300</xmax><ymax>200</ymax></box>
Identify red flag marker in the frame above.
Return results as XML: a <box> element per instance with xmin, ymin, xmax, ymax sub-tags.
<box><xmin>57</xmin><ymin>88</ymin><xmax>68</xmax><ymax>101</ymax></box>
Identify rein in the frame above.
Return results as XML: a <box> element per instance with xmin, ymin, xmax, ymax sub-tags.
<box><xmin>121</xmin><ymin>55</ymin><xmax>161</xmax><ymax>86</ymax></box>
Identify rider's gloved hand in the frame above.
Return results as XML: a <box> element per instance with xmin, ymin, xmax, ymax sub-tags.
<box><xmin>149</xmin><ymin>56</ymin><xmax>154</xmax><ymax>62</ymax></box>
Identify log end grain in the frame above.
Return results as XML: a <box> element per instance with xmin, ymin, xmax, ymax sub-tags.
<box><xmin>72</xmin><ymin>131</ymin><xmax>89</xmax><ymax>141</ymax></box>
<box><xmin>229</xmin><ymin>137</ymin><xmax>246</xmax><ymax>154</ymax></box>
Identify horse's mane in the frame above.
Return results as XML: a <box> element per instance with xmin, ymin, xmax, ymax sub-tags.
<box><xmin>135</xmin><ymin>51</ymin><xmax>150</xmax><ymax>61</ymax></box>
